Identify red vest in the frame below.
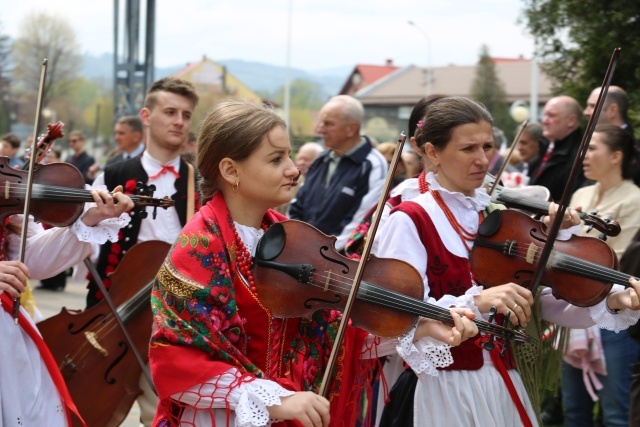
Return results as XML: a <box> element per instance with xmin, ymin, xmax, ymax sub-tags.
<box><xmin>393</xmin><ymin>201</ymin><xmax>515</xmax><ymax>370</ymax></box>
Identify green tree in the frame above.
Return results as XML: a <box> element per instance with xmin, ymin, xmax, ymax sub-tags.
<box><xmin>12</xmin><ymin>12</ymin><xmax>81</xmax><ymax>118</ymax></box>
<box><xmin>470</xmin><ymin>45</ymin><xmax>512</xmax><ymax>140</ymax></box>
<box><xmin>0</xmin><ymin>22</ymin><xmax>12</xmax><ymax>133</ymax></box>
<box><xmin>521</xmin><ymin>0</ymin><xmax>640</xmax><ymax>130</ymax></box>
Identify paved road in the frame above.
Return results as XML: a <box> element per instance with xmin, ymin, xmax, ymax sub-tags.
<box><xmin>33</xmin><ymin>278</ymin><xmax>143</xmax><ymax>427</ymax></box>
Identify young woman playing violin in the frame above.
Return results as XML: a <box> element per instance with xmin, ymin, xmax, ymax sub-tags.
<box><xmin>148</xmin><ymin>100</ymin><xmax>479</xmax><ymax>427</ymax></box>
<box><xmin>376</xmin><ymin>97</ymin><xmax>640</xmax><ymax>427</ymax></box>
<box><xmin>0</xmin><ymin>185</ymin><xmax>134</xmax><ymax>426</ymax></box>
<box><xmin>561</xmin><ymin>124</ymin><xmax>640</xmax><ymax>426</ymax></box>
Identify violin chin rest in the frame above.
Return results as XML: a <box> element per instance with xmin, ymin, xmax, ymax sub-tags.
<box><xmin>256</xmin><ymin>222</ymin><xmax>286</xmax><ymax>261</ymax></box>
<box><xmin>479</xmin><ymin>209</ymin><xmax>502</xmax><ymax>237</ymax></box>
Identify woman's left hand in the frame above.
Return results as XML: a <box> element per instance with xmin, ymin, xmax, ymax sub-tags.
<box><xmin>606</xmin><ymin>277</ymin><xmax>640</xmax><ymax>312</ymax></box>
<box><xmin>81</xmin><ymin>185</ymin><xmax>135</xmax><ymax>227</ymax></box>
<box><xmin>544</xmin><ymin>202</ymin><xmax>582</xmax><ymax>230</ymax></box>
<box><xmin>414</xmin><ymin>308</ymin><xmax>478</xmax><ymax>346</ymax></box>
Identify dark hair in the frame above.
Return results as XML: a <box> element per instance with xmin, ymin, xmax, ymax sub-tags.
<box><xmin>594</xmin><ymin>124</ymin><xmax>637</xmax><ymax>179</ymax></box>
<box><xmin>605</xmin><ymin>90</ymin><xmax>629</xmax><ymax>122</ymax></box>
<box><xmin>116</xmin><ymin>115</ymin><xmax>143</xmax><ymax>133</ymax></box>
<box><xmin>1</xmin><ymin>133</ymin><xmax>21</xmax><ymax>149</ymax></box>
<box><xmin>145</xmin><ymin>77</ymin><xmax>199</xmax><ymax>110</ymax></box>
<box><xmin>197</xmin><ymin>100</ymin><xmax>286</xmax><ymax>203</ymax></box>
<box><xmin>414</xmin><ymin>97</ymin><xmax>493</xmax><ymax>150</ymax></box>
<box><xmin>407</xmin><ymin>94</ymin><xmax>448</xmax><ymax>139</ymax></box>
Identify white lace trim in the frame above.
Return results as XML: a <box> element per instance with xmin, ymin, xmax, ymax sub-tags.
<box><xmin>397</xmin><ymin>325</ymin><xmax>453</xmax><ymax>380</ymax></box>
<box><xmin>235</xmin><ymin>378</ymin><xmax>295</xmax><ymax>427</ymax></box>
<box><xmin>68</xmin><ymin>184</ymin><xmax>132</xmax><ymax>244</ymax></box>
<box><xmin>234</xmin><ymin>222</ymin><xmax>266</xmax><ymax>257</ymax></box>
<box><xmin>589</xmin><ymin>285</ymin><xmax>640</xmax><ymax>332</ymax></box>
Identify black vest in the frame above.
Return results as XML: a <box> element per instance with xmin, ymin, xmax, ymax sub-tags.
<box><xmin>86</xmin><ymin>156</ymin><xmax>191</xmax><ymax>308</ymax></box>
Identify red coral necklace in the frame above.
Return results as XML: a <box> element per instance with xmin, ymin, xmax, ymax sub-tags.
<box><xmin>233</xmin><ymin>220</ymin><xmax>268</xmax><ymax>296</ymax></box>
<box><xmin>429</xmin><ymin>188</ymin><xmax>479</xmax><ymax>252</ymax></box>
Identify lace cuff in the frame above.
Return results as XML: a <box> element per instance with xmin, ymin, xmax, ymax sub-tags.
<box><xmin>71</xmin><ymin>213</ymin><xmax>131</xmax><ymax>243</ymax></box>
<box><xmin>396</xmin><ymin>325</ymin><xmax>453</xmax><ymax>381</ymax></box>
<box><xmin>236</xmin><ymin>378</ymin><xmax>295</xmax><ymax>427</ymax></box>
<box><xmin>589</xmin><ymin>285</ymin><xmax>640</xmax><ymax>332</ymax></box>
<box><xmin>70</xmin><ymin>185</ymin><xmax>131</xmax><ymax>244</ymax></box>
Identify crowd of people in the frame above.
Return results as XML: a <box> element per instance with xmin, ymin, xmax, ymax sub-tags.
<box><xmin>1</xmin><ymin>75</ymin><xmax>640</xmax><ymax>427</ymax></box>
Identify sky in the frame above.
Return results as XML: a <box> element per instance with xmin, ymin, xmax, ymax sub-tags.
<box><xmin>1</xmin><ymin>0</ymin><xmax>536</xmax><ymax>72</ymax></box>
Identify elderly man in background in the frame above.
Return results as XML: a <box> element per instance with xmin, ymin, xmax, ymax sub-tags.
<box><xmin>531</xmin><ymin>95</ymin><xmax>588</xmax><ymax>201</ymax></box>
<box><xmin>289</xmin><ymin>95</ymin><xmax>387</xmax><ymax>252</ymax></box>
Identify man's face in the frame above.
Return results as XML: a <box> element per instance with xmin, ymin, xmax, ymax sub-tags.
<box><xmin>517</xmin><ymin>131</ymin><xmax>540</xmax><ymax>162</ymax></box>
<box><xmin>315</xmin><ymin>101</ymin><xmax>357</xmax><ymax>154</ymax></box>
<box><xmin>68</xmin><ymin>135</ymin><xmax>85</xmax><ymax>154</ymax></box>
<box><xmin>295</xmin><ymin>147</ymin><xmax>319</xmax><ymax>176</ymax></box>
<box><xmin>541</xmin><ymin>99</ymin><xmax>574</xmax><ymax>141</ymax></box>
<box><xmin>114</xmin><ymin>122</ymin><xmax>142</xmax><ymax>153</ymax></box>
<box><xmin>141</xmin><ymin>91</ymin><xmax>193</xmax><ymax>151</ymax></box>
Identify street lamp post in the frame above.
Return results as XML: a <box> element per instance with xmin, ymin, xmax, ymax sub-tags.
<box><xmin>408</xmin><ymin>20</ymin><xmax>432</xmax><ymax>96</ymax></box>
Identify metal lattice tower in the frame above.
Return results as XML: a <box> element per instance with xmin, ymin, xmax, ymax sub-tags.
<box><xmin>113</xmin><ymin>0</ymin><xmax>155</xmax><ymax>118</ymax></box>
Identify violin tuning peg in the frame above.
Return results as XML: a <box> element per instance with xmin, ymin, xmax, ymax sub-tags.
<box><xmin>500</xmin><ymin>337</ymin><xmax>510</xmax><ymax>356</ymax></box>
<box><xmin>487</xmin><ymin>306</ymin><xmax>498</xmax><ymax>323</ymax></box>
<box><xmin>598</xmin><ymin>233</ymin><xmax>607</xmax><ymax>241</ymax></box>
<box><xmin>589</xmin><ymin>209</ymin><xmax>599</xmax><ymax>216</ymax></box>
<box><xmin>148</xmin><ymin>184</ymin><xmax>156</xmax><ymax>194</ymax></box>
<box><xmin>604</xmin><ymin>215</ymin><xmax>613</xmax><ymax>223</ymax></box>
<box><xmin>502</xmin><ymin>310</ymin><xmax>511</xmax><ymax>327</ymax></box>
<box><xmin>152</xmin><ymin>207</ymin><xmax>158</xmax><ymax>220</ymax></box>
<box><xmin>586</xmin><ymin>225</ymin><xmax>594</xmax><ymax>234</ymax></box>
<box><xmin>139</xmin><ymin>210</ymin><xmax>148</xmax><ymax>219</ymax></box>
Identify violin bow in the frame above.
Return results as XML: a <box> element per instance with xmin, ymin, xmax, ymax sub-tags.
<box><xmin>12</xmin><ymin>59</ymin><xmax>48</xmax><ymax>323</ymax></box>
<box><xmin>83</xmin><ymin>257</ymin><xmax>157</xmax><ymax>395</ymax></box>
<box><xmin>318</xmin><ymin>132</ymin><xmax>407</xmax><ymax>397</ymax></box>
<box><xmin>488</xmin><ymin>119</ymin><xmax>528</xmax><ymax>196</ymax></box>
<box><xmin>530</xmin><ymin>48</ymin><xmax>621</xmax><ymax>297</ymax></box>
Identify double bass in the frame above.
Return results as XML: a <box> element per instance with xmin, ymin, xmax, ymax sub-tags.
<box><xmin>38</xmin><ymin>240</ymin><xmax>170</xmax><ymax>427</ymax></box>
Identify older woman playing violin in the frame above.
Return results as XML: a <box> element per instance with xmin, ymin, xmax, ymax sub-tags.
<box><xmin>376</xmin><ymin>97</ymin><xmax>640</xmax><ymax>427</ymax></box>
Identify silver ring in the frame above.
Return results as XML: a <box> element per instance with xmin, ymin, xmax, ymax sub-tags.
<box><xmin>2</xmin><ymin>273</ymin><xmax>7</xmax><ymax>280</ymax></box>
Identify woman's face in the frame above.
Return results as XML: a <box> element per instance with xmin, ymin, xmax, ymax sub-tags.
<box><xmin>426</xmin><ymin>121</ymin><xmax>493</xmax><ymax>196</ymax></box>
<box><xmin>583</xmin><ymin>132</ymin><xmax>620</xmax><ymax>182</ymax></box>
<box><xmin>235</xmin><ymin>126</ymin><xmax>299</xmax><ymax>209</ymax></box>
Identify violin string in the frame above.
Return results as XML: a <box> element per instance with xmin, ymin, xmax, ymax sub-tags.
<box><xmin>484</xmin><ymin>243</ymin><xmax>630</xmax><ymax>286</ymax></box>
<box><xmin>304</xmin><ymin>270</ymin><xmax>523</xmax><ymax>340</ymax></box>
<box><xmin>4</xmin><ymin>182</ymin><xmax>155</xmax><ymax>204</ymax></box>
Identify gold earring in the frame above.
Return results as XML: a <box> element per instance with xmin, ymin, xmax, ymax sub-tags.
<box><xmin>232</xmin><ymin>180</ymin><xmax>239</xmax><ymax>193</ymax></box>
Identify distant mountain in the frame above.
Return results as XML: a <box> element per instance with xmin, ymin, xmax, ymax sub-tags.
<box><xmin>81</xmin><ymin>53</ymin><xmax>350</xmax><ymax>98</ymax></box>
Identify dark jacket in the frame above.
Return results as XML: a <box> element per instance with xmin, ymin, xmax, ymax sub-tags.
<box><xmin>86</xmin><ymin>156</ymin><xmax>191</xmax><ymax>308</ymax></box>
<box><xmin>531</xmin><ymin>128</ymin><xmax>590</xmax><ymax>202</ymax></box>
<box><xmin>288</xmin><ymin>137</ymin><xmax>387</xmax><ymax>250</ymax></box>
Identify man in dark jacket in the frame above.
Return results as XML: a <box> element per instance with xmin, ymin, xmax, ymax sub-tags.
<box><xmin>289</xmin><ymin>95</ymin><xmax>387</xmax><ymax>252</ymax></box>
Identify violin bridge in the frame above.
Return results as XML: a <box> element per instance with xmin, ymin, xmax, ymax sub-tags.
<box><xmin>324</xmin><ymin>270</ymin><xmax>332</xmax><ymax>292</ymax></box>
<box><xmin>526</xmin><ymin>243</ymin><xmax>538</xmax><ymax>264</ymax></box>
<box><xmin>4</xmin><ymin>181</ymin><xmax>9</xmax><ymax>199</ymax></box>
<box><xmin>85</xmin><ymin>331</ymin><xmax>109</xmax><ymax>357</ymax></box>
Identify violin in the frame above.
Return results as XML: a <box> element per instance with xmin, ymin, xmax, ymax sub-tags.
<box><xmin>253</xmin><ymin>219</ymin><xmax>531</xmax><ymax>343</ymax></box>
<box><xmin>37</xmin><ymin>240</ymin><xmax>171</xmax><ymax>427</ymax></box>
<box><xmin>482</xmin><ymin>174</ymin><xmax>621</xmax><ymax>237</ymax></box>
<box><xmin>0</xmin><ymin>157</ymin><xmax>174</xmax><ymax>227</ymax></box>
<box><xmin>470</xmin><ymin>209</ymin><xmax>635</xmax><ymax>307</ymax></box>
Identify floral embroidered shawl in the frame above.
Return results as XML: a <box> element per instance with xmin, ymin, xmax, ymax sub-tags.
<box><xmin>149</xmin><ymin>192</ymin><xmax>369</xmax><ymax>426</ymax></box>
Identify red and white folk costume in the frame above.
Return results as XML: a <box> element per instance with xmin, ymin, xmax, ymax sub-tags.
<box><xmin>0</xmin><ymin>209</ymin><xmax>130</xmax><ymax>427</ymax></box>
<box><xmin>376</xmin><ymin>172</ymin><xmax>640</xmax><ymax>427</ymax></box>
<box><xmin>149</xmin><ymin>193</ymin><xmax>452</xmax><ymax>427</ymax></box>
